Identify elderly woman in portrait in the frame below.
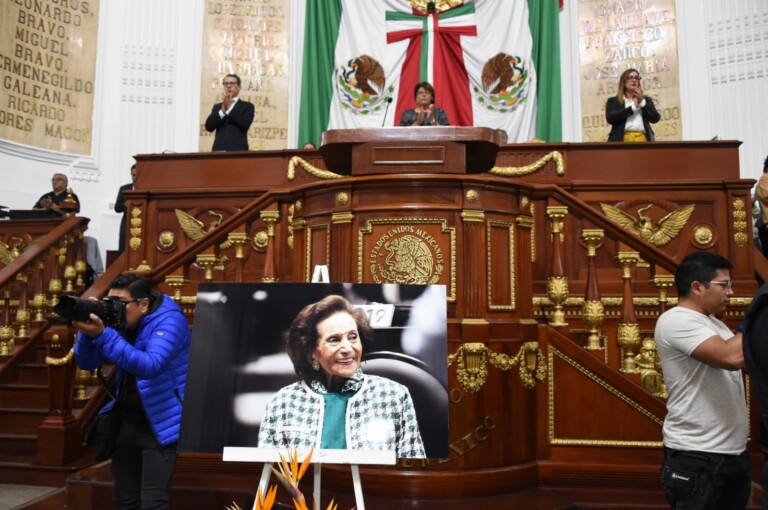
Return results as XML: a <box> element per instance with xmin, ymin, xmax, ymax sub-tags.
<box><xmin>258</xmin><ymin>295</ymin><xmax>426</xmax><ymax>458</ymax></box>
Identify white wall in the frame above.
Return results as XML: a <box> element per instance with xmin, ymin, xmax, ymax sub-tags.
<box><xmin>2</xmin><ymin>0</ymin><xmax>767</xmax><ymax>264</ymax></box>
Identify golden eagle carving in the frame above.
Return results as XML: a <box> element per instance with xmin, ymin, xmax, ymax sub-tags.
<box><xmin>174</xmin><ymin>209</ymin><xmax>232</xmax><ymax>250</ymax></box>
<box><xmin>599</xmin><ymin>203</ymin><xmax>695</xmax><ymax>247</ymax></box>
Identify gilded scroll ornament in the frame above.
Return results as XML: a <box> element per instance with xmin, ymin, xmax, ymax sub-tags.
<box><xmin>287</xmin><ymin>156</ymin><xmax>342</xmax><ymax>181</ymax></box>
<box><xmin>582</xmin><ymin>300</ymin><xmax>605</xmax><ymax>350</ymax></box>
<box><xmin>129</xmin><ymin>207</ymin><xmax>142</xmax><ymax>251</ymax></box>
<box><xmin>175</xmin><ymin>209</ymin><xmax>233</xmax><ymax>250</ymax></box>
<box><xmin>448</xmin><ymin>342</ymin><xmax>546</xmax><ymax>393</ymax></box>
<box><xmin>599</xmin><ymin>203</ymin><xmax>695</xmax><ymax>247</ymax></box>
<box><xmin>489</xmin><ymin>151</ymin><xmax>565</xmax><ymax>177</ymax></box>
<box><xmin>617</xmin><ymin>322</ymin><xmax>642</xmax><ymax>374</ymax></box>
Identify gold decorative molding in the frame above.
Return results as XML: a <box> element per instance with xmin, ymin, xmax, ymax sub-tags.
<box><xmin>487</xmin><ymin>221</ymin><xmax>515</xmax><ymax>310</ymax></box>
<box><xmin>732</xmin><ymin>198</ymin><xmax>748</xmax><ymax>247</ymax></box>
<box><xmin>129</xmin><ymin>207</ymin><xmax>142</xmax><ymax>251</ymax></box>
<box><xmin>332</xmin><ymin>212</ymin><xmax>354</xmax><ymax>225</ymax></box>
<box><xmin>460</xmin><ymin>210</ymin><xmax>485</xmax><ymax>223</ymax></box>
<box><xmin>252</xmin><ymin>230</ymin><xmax>269</xmax><ymax>251</ymax></box>
<box><xmin>336</xmin><ymin>192</ymin><xmax>349</xmax><ymax>206</ymax></box>
<box><xmin>489</xmin><ymin>151</ymin><xmax>565</xmax><ymax>177</ymax></box>
<box><xmin>600</xmin><ymin>203</ymin><xmax>695</xmax><ymax>247</ymax></box>
<box><xmin>516</xmin><ymin>215</ymin><xmax>534</xmax><ymax>229</ymax></box>
<box><xmin>157</xmin><ymin>230</ymin><xmax>175</xmax><ymax>250</ymax></box>
<box><xmin>548</xmin><ymin>347</ymin><xmax>663</xmax><ymax>447</ymax></box>
<box><xmin>306</xmin><ymin>223</ymin><xmax>330</xmax><ymax>283</ymax></box>
<box><xmin>692</xmin><ymin>224</ymin><xmax>714</xmax><ymax>247</ymax></box>
<box><xmin>46</xmin><ymin>347</ymin><xmax>74</xmax><ymax>366</ymax></box>
<box><xmin>287</xmin><ymin>204</ymin><xmax>295</xmax><ymax>249</ymax></box>
<box><xmin>448</xmin><ymin>342</ymin><xmax>546</xmax><ymax>393</ymax></box>
<box><xmin>287</xmin><ymin>156</ymin><xmax>342</xmax><ymax>181</ymax></box>
<box><xmin>358</xmin><ymin>218</ymin><xmax>457</xmax><ymax>301</ymax></box>
<box><xmin>465</xmin><ymin>189</ymin><xmax>479</xmax><ymax>203</ymax></box>
<box><xmin>533</xmin><ymin>296</ymin><xmax>681</xmax><ymax>308</ymax></box>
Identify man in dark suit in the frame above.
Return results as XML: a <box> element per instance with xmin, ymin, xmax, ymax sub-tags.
<box><xmin>204</xmin><ymin>74</ymin><xmax>255</xmax><ymax>151</ymax></box>
<box><xmin>114</xmin><ymin>164</ymin><xmax>137</xmax><ymax>254</ymax></box>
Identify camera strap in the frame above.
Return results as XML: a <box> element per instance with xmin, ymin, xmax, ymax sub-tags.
<box><xmin>96</xmin><ymin>366</ymin><xmax>125</xmax><ymax>402</ymax></box>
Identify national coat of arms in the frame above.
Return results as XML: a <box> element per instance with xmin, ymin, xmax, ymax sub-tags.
<box><xmin>336</xmin><ymin>54</ymin><xmax>395</xmax><ymax>114</ymax></box>
<box><xmin>474</xmin><ymin>52</ymin><xmax>529</xmax><ymax>113</ymax></box>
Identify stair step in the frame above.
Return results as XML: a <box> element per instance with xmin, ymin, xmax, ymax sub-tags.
<box><xmin>17</xmin><ymin>363</ymin><xmax>48</xmax><ymax>385</ymax></box>
<box><xmin>0</xmin><ymin>432</ymin><xmax>37</xmax><ymax>458</ymax></box>
<box><xmin>0</xmin><ymin>384</ymin><xmax>49</xmax><ymax>408</ymax></box>
<box><xmin>0</xmin><ymin>408</ymin><xmax>48</xmax><ymax>434</ymax></box>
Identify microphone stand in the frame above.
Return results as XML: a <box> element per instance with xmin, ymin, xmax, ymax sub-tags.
<box><xmin>381</xmin><ymin>97</ymin><xmax>393</xmax><ymax>127</ymax></box>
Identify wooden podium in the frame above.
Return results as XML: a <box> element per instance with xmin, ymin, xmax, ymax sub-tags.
<box><xmin>319</xmin><ymin>127</ymin><xmax>504</xmax><ymax>175</ymax></box>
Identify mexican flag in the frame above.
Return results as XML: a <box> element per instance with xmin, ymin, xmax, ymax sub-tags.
<box><xmin>298</xmin><ymin>0</ymin><xmax>561</xmax><ymax>147</ymax></box>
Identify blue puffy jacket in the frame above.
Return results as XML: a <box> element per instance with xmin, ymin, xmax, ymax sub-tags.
<box><xmin>75</xmin><ymin>294</ymin><xmax>191</xmax><ymax>446</ymax></box>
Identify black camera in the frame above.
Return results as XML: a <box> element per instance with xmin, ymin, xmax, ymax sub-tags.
<box><xmin>53</xmin><ymin>296</ymin><xmax>128</xmax><ymax>330</ymax></box>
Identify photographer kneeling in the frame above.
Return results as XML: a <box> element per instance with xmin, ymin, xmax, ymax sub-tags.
<box><xmin>72</xmin><ymin>274</ymin><xmax>191</xmax><ymax>510</ymax></box>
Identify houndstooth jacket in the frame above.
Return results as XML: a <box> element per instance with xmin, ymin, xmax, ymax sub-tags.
<box><xmin>257</xmin><ymin>369</ymin><xmax>426</xmax><ymax>458</ymax></box>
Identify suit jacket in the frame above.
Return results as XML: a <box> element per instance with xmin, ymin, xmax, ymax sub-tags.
<box><xmin>742</xmin><ymin>283</ymin><xmax>768</xmax><ymax>452</ymax></box>
<box><xmin>399</xmin><ymin>108</ymin><xmax>450</xmax><ymax>127</ymax></box>
<box><xmin>204</xmin><ymin>99</ymin><xmax>255</xmax><ymax>151</ymax></box>
<box><xmin>605</xmin><ymin>96</ymin><xmax>660</xmax><ymax>142</ymax></box>
<box><xmin>114</xmin><ymin>182</ymin><xmax>133</xmax><ymax>253</ymax></box>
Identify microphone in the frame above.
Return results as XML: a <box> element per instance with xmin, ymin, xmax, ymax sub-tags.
<box><xmin>381</xmin><ymin>97</ymin><xmax>393</xmax><ymax>127</ymax></box>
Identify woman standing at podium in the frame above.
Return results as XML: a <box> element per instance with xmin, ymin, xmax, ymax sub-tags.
<box><xmin>399</xmin><ymin>81</ymin><xmax>449</xmax><ymax>127</ymax></box>
<box><xmin>605</xmin><ymin>69</ymin><xmax>660</xmax><ymax>142</ymax></box>
<box><xmin>258</xmin><ymin>295</ymin><xmax>426</xmax><ymax>458</ymax></box>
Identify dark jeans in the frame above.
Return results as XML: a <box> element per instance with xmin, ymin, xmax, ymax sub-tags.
<box><xmin>660</xmin><ymin>447</ymin><xmax>751</xmax><ymax>510</ymax></box>
<box><xmin>112</xmin><ymin>416</ymin><xmax>177</xmax><ymax>510</ymax></box>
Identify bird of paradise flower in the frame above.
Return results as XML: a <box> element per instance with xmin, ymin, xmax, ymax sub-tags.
<box><xmin>226</xmin><ymin>449</ymin><xmax>347</xmax><ymax>510</ymax></box>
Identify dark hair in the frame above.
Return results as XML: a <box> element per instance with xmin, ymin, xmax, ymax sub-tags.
<box><xmin>287</xmin><ymin>295</ymin><xmax>373</xmax><ymax>379</ymax></box>
<box><xmin>108</xmin><ymin>274</ymin><xmax>152</xmax><ymax>301</ymax></box>
<box><xmin>413</xmin><ymin>81</ymin><xmax>435</xmax><ymax>101</ymax></box>
<box><xmin>674</xmin><ymin>251</ymin><xmax>732</xmax><ymax>297</ymax></box>
<box><xmin>225</xmin><ymin>74</ymin><xmax>241</xmax><ymax>86</ymax></box>
<box><xmin>616</xmin><ymin>68</ymin><xmax>640</xmax><ymax>102</ymax></box>
<box><xmin>763</xmin><ymin>154</ymin><xmax>768</xmax><ymax>173</ymax></box>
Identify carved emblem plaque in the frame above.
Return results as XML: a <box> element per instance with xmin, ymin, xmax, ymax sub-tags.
<box><xmin>358</xmin><ymin>219</ymin><xmax>456</xmax><ymax>301</ymax></box>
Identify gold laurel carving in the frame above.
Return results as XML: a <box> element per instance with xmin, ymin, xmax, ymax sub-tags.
<box><xmin>46</xmin><ymin>347</ymin><xmax>74</xmax><ymax>366</ymax></box>
<box><xmin>465</xmin><ymin>189</ymin><xmax>479</xmax><ymax>203</ymax></box>
<box><xmin>448</xmin><ymin>342</ymin><xmax>546</xmax><ymax>393</ymax></box>
<box><xmin>337</xmin><ymin>192</ymin><xmax>349</xmax><ymax>206</ymax></box>
<box><xmin>287</xmin><ymin>156</ymin><xmax>343</xmax><ymax>181</ymax></box>
<box><xmin>489</xmin><ymin>151</ymin><xmax>565</xmax><ymax>177</ymax></box>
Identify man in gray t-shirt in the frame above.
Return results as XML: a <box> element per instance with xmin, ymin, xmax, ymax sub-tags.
<box><xmin>655</xmin><ymin>251</ymin><xmax>750</xmax><ymax>509</ymax></box>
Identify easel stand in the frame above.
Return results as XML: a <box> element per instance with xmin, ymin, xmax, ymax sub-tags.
<box><xmin>223</xmin><ymin>448</ymin><xmax>396</xmax><ymax>510</ymax></box>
